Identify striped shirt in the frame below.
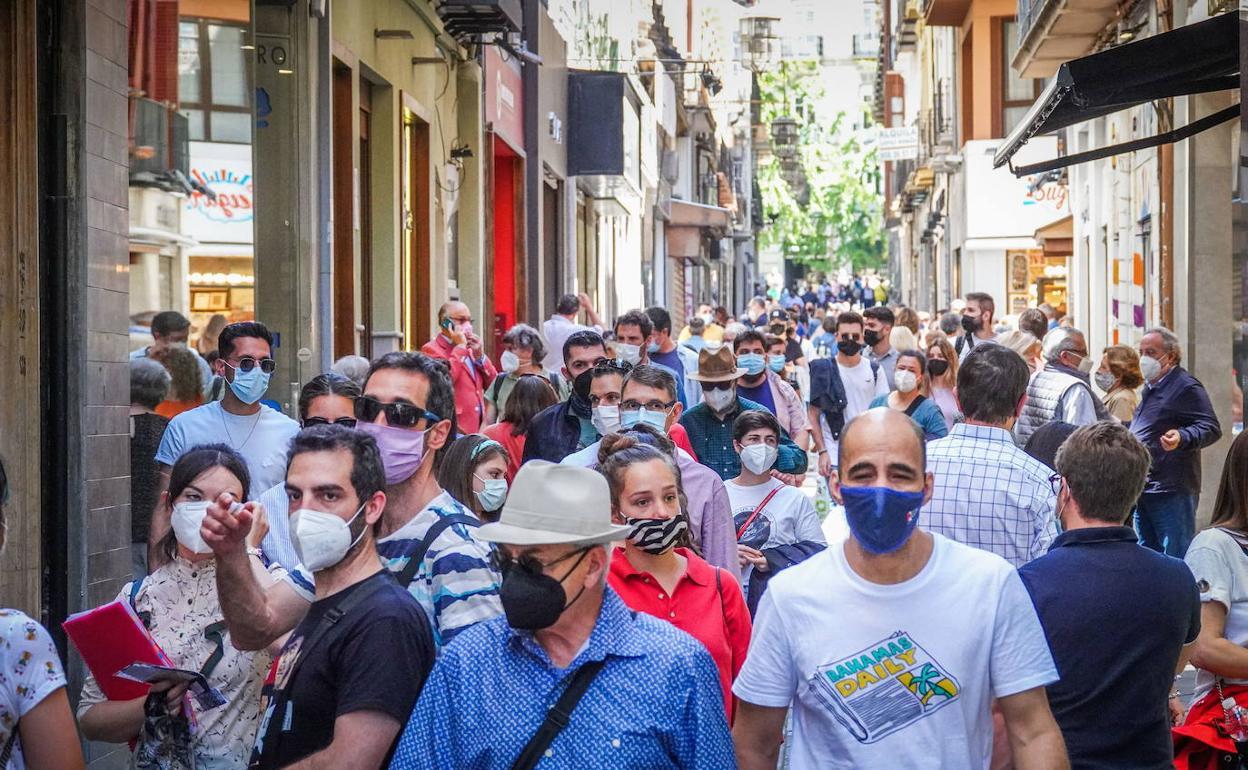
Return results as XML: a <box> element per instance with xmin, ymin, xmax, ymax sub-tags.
<box><xmin>284</xmin><ymin>491</ymin><xmax>502</xmax><ymax>648</ymax></box>
<box><xmin>923</xmin><ymin>423</ymin><xmax>1058</xmax><ymax>567</ymax></box>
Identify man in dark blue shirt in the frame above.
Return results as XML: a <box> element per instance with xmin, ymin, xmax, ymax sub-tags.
<box><xmin>1020</xmin><ymin>421</ymin><xmax>1200</xmax><ymax>769</ymax></box>
<box><xmin>1129</xmin><ymin>327</ymin><xmax>1222</xmax><ymax>556</ymax></box>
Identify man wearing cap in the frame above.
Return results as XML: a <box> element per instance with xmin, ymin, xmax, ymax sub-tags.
<box><xmin>388</xmin><ymin>462</ymin><xmax>735</xmax><ymax>769</ymax></box>
<box><xmin>679</xmin><ymin>346</ymin><xmax>808</xmax><ymax>481</ymax></box>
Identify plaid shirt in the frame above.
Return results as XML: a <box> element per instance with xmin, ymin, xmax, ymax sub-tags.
<box><xmin>923</xmin><ymin>423</ymin><xmax>1058</xmax><ymax>567</ymax></box>
<box><xmin>678</xmin><ymin>396</ymin><xmax>808</xmax><ymax>480</ymax></box>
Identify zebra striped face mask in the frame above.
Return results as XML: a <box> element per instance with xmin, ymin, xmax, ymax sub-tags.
<box><xmin>624</xmin><ymin>515</ymin><xmax>689</xmax><ymax>555</ymax></box>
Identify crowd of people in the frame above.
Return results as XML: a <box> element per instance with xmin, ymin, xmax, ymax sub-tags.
<box><xmin>1</xmin><ymin>282</ymin><xmax>1244</xmax><ymax>769</ymax></box>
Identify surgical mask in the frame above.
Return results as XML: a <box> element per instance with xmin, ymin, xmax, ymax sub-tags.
<box><xmin>863</xmin><ymin>329</ymin><xmax>882</xmax><ymax>347</ymax></box>
<box><xmin>837</xmin><ymin>339</ymin><xmax>863</xmax><ymax>357</ymax></box>
<box><xmin>592</xmin><ymin>405</ymin><xmax>621</xmax><ymax>436</ymax></box>
<box><xmin>704</xmin><ymin>387</ymin><xmax>736</xmax><ymax>413</ymax></box>
<box><xmin>615</xmin><ymin>343</ymin><xmax>642</xmax><ymax>365</ymax></box>
<box><xmin>841</xmin><ymin>485</ymin><xmax>925</xmax><ymax>554</ymax></box>
<box><xmin>1094</xmin><ymin>372</ymin><xmax>1117</xmax><ymax>392</ymax></box>
<box><xmin>700</xmin><ymin>314</ymin><xmax>714</xmax><ymax>324</ymax></box>
<box><xmin>169</xmin><ymin>341</ymin><xmax>189</xmax><ymax>351</ymax></box>
<box><xmin>739</xmin><ymin>444</ymin><xmax>778</xmax><ymax>475</ymax></box>
<box><xmin>894</xmin><ymin>370</ymin><xmax>918</xmax><ymax>394</ymax></box>
<box><xmin>171</xmin><ymin>501</ymin><xmax>213</xmax><ymax>554</ymax></box>
<box><xmin>228</xmin><ymin>365</ymin><xmax>271</xmax><ymax>405</ymax></box>
<box><xmin>290</xmin><ymin>502</ymin><xmax>367</xmax><ymax>573</ymax></box>
<box><xmin>356</xmin><ymin>421</ymin><xmax>428</xmax><ymax>485</ymax></box>
<box><xmin>646</xmin><ymin>341</ymin><xmax>660</xmax><ymax>355</ymax></box>
<box><xmin>621</xmin><ymin>407</ymin><xmax>668</xmax><ymax>432</ymax></box>
<box><xmin>500</xmin><ymin>350</ymin><xmax>522</xmax><ymax>373</ymax></box>
<box><xmin>498</xmin><ymin>549</ymin><xmax>590</xmax><ymax>630</ymax></box>
<box><xmin>624</xmin><ymin>516</ymin><xmax>689</xmax><ymax>555</ymax></box>
<box><xmin>461</xmin><ymin>321</ymin><xmax>475</xmax><ymax>338</ymax></box>
<box><xmin>474</xmin><ymin>476</ymin><xmax>508</xmax><ymax>512</ymax></box>
<box><xmin>768</xmin><ymin>354</ymin><xmax>787</xmax><ymax>373</ymax></box>
<box><xmin>738</xmin><ymin>352</ymin><xmax>766</xmax><ymax>376</ymax></box>
<box><xmin>1139</xmin><ymin>355</ymin><xmax>1162</xmax><ymax>382</ymax></box>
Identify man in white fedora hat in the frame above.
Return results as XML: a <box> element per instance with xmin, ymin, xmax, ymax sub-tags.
<box><xmin>388</xmin><ymin>461</ymin><xmax>735</xmax><ymax>769</ymax></box>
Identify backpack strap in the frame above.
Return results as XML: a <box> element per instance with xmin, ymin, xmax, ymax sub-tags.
<box><xmin>129</xmin><ymin>575</ymin><xmax>151</xmax><ymax>629</ymax></box>
<box><xmin>0</xmin><ymin>723</ymin><xmax>17</xmax><ymax>768</ymax></box>
<box><xmin>509</xmin><ymin>659</ymin><xmax>607</xmax><ymax>770</ymax></box>
<box><xmin>396</xmin><ymin>514</ymin><xmax>482</xmax><ymax>589</ymax></box>
<box><xmin>492</xmin><ymin>375</ymin><xmax>506</xmax><ymax>404</ymax></box>
<box><xmin>200</xmin><ymin>620</ymin><xmax>229</xmax><ymax>680</ymax></box>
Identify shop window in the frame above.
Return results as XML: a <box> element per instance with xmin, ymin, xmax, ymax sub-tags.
<box><xmin>178</xmin><ymin>19</ymin><xmax>252</xmax><ymax>143</ymax></box>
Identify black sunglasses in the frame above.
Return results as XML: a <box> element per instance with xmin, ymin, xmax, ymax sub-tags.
<box><xmin>591</xmin><ymin>358</ymin><xmax>633</xmax><ymax>375</ymax></box>
<box><xmin>705</xmin><ymin>380</ymin><xmax>736</xmax><ymax>391</ymax></box>
<box><xmin>353</xmin><ymin>395</ymin><xmax>442</xmax><ymax>429</ymax></box>
<box><xmin>489</xmin><ymin>546</ymin><xmax>587</xmax><ymax>577</ymax></box>
<box><xmin>302</xmin><ymin>416</ymin><xmax>357</xmax><ymax>429</ymax></box>
<box><xmin>225</xmin><ymin>356</ymin><xmax>277</xmax><ymax>374</ymax></box>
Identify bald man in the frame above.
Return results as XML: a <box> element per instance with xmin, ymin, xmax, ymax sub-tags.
<box><xmin>733</xmin><ymin>408</ymin><xmax>1068</xmax><ymax>770</ymax></box>
<box><xmin>421</xmin><ymin>300</ymin><xmax>497</xmax><ymax>433</ymax></box>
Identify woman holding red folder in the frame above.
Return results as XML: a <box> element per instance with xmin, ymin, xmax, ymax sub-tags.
<box><xmin>78</xmin><ymin>445</ymin><xmax>276</xmax><ymax>769</ymax></box>
<box><xmin>0</xmin><ymin>458</ymin><xmax>85</xmax><ymax>769</ymax></box>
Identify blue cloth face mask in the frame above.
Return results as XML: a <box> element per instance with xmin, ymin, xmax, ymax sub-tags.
<box><xmin>228</xmin><ymin>365</ymin><xmax>271</xmax><ymax>404</ymax></box>
<box><xmin>738</xmin><ymin>353</ymin><xmax>766</xmax><ymax>376</ymax></box>
<box><xmin>646</xmin><ymin>341</ymin><xmax>661</xmax><ymax>355</ymax></box>
<box><xmin>621</xmin><ymin>407</ymin><xmax>668</xmax><ymax>432</ymax></box>
<box><xmin>767</xmin><ymin>354</ymin><xmax>787</xmax><ymax>373</ymax></box>
<box><xmin>840</xmin><ymin>485</ymin><xmax>925</xmax><ymax>554</ymax></box>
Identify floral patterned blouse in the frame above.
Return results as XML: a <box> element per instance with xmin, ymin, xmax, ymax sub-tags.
<box><xmin>78</xmin><ymin>557</ymin><xmax>273</xmax><ymax>770</ymax></box>
<box><xmin>1</xmin><ymin>610</ymin><xmax>67</xmax><ymax>769</ymax></box>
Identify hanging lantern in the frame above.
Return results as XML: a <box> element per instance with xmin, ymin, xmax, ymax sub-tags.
<box><xmin>740</xmin><ymin>16</ymin><xmax>781</xmax><ymax>73</ymax></box>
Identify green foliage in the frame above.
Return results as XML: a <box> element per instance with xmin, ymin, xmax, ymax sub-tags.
<box><xmin>757</xmin><ymin>63</ymin><xmax>886</xmax><ymax>273</ymax></box>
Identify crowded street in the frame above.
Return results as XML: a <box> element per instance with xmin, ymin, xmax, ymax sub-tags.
<box><xmin>0</xmin><ymin>0</ymin><xmax>1244</xmax><ymax>768</ymax></box>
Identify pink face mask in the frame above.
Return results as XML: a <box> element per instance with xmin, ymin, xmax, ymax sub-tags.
<box><xmin>356</xmin><ymin>421</ymin><xmax>427</xmax><ymax>485</ymax></box>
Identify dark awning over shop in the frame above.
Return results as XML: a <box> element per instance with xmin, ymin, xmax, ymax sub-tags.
<box><xmin>994</xmin><ymin>12</ymin><xmax>1239</xmax><ymax>176</ymax></box>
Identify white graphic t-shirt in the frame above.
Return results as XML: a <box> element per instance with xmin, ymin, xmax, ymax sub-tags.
<box><xmin>733</xmin><ymin>533</ymin><xmax>1056</xmax><ymax>769</ymax></box>
<box><xmin>1</xmin><ymin>610</ymin><xmax>67</xmax><ymax>769</ymax></box>
<box><xmin>725</xmin><ymin>477</ymin><xmax>825</xmax><ymax>590</ymax></box>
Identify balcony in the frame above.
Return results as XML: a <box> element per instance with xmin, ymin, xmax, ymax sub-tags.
<box><xmin>129</xmin><ymin>95</ymin><xmax>190</xmax><ymax>194</ymax></box>
<box><xmin>435</xmin><ymin>0</ymin><xmax>522</xmax><ymax>41</ymax></box>
<box><xmin>1012</xmin><ymin>0</ymin><xmax>1119</xmax><ymax>78</ymax></box>
<box><xmin>922</xmin><ymin>0</ymin><xmax>971</xmax><ymax>27</ymax></box>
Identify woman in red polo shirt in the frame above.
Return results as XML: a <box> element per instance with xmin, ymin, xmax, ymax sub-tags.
<box><xmin>599</xmin><ymin>428</ymin><xmax>752</xmax><ymax>721</ymax></box>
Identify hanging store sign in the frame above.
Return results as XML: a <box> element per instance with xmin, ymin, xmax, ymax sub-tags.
<box><xmin>184</xmin><ymin>142</ymin><xmax>255</xmax><ymax>244</ymax></box>
<box><xmin>876</xmin><ymin>126</ymin><xmax>919</xmax><ymax>161</ymax></box>
<box><xmin>485</xmin><ymin>46</ymin><xmax>525</xmax><ymax>153</ymax></box>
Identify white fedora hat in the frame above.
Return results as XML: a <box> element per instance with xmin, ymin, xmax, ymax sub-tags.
<box><xmin>477</xmin><ymin>461</ymin><xmax>631</xmax><ymax>546</ymax></box>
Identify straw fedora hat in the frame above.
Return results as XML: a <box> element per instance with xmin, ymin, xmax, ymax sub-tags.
<box><xmin>688</xmin><ymin>345</ymin><xmax>747</xmax><ymax>383</ymax></box>
<box><xmin>477</xmin><ymin>461</ymin><xmax>631</xmax><ymax>546</ymax></box>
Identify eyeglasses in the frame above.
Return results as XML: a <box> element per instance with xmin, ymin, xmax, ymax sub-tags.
<box><xmin>302</xmin><ymin>417</ymin><xmax>357</xmax><ymax>429</ymax></box>
<box><xmin>224</xmin><ymin>356</ymin><xmax>277</xmax><ymax>374</ymax></box>
<box><xmin>489</xmin><ymin>546</ymin><xmax>587</xmax><ymax>576</ymax></box>
<box><xmin>621</xmin><ymin>399</ymin><xmax>676</xmax><ymax>412</ymax></box>
<box><xmin>354</xmin><ymin>395</ymin><xmax>442</xmax><ymax>429</ymax></box>
<box><xmin>1048</xmin><ymin>472</ymin><xmax>1063</xmax><ymax>496</ymax></box>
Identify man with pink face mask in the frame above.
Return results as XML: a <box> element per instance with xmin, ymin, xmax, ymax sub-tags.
<box><xmin>421</xmin><ymin>300</ymin><xmax>497</xmax><ymax>433</ymax></box>
<box><xmin>204</xmin><ymin>351</ymin><xmax>503</xmax><ymax>654</ymax></box>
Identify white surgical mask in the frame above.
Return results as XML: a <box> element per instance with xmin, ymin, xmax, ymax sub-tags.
<box><xmin>592</xmin><ymin>405</ymin><xmax>621</xmax><ymax>436</ymax></box>
<box><xmin>894</xmin><ymin>370</ymin><xmax>919</xmax><ymax>394</ymax></box>
<box><xmin>704</xmin><ymin>387</ymin><xmax>736</xmax><ymax>413</ymax></box>
<box><xmin>171</xmin><ymin>501</ymin><xmax>213</xmax><ymax>554</ymax></box>
<box><xmin>1139</xmin><ymin>355</ymin><xmax>1162</xmax><ymax>383</ymax></box>
<box><xmin>474</xmin><ymin>476</ymin><xmax>508</xmax><ymax>512</ymax></box>
<box><xmin>739</xmin><ymin>443</ymin><xmax>778</xmax><ymax>475</ymax></box>
<box><xmin>1094</xmin><ymin>371</ymin><xmax>1117</xmax><ymax>392</ymax></box>
<box><xmin>614</xmin><ymin>343</ymin><xmax>642</xmax><ymax>365</ymax></box>
<box><xmin>290</xmin><ymin>503</ymin><xmax>367</xmax><ymax>573</ymax></box>
<box><xmin>500</xmin><ymin>350</ymin><xmax>521</xmax><ymax>373</ymax></box>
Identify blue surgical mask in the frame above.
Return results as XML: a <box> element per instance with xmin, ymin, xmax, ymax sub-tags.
<box><xmin>767</xmin><ymin>354</ymin><xmax>787</xmax><ymax>373</ymax></box>
<box><xmin>474</xmin><ymin>475</ymin><xmax>508</xmax><ymax>512</ymax></box>
<box><xmin>646</xmin><ymin>341</ymin><xmax>660</xmax><ymax>355</ymax></box>
<box><xmin>621</xmin><ymin>407</ymin><xmax>669</xmax><ymax>432</ymax></box>
<box><xmin>840</xmin><ymin>485</ymin><xmax>925</xmax><ymax>554</ymax></box>
<box><xmin>228</xmin><ymin>365</ymin><xmax>271</xmax><ymax>405</ymax></box>
<box><xmin>738</xmin><ymin>352</ymin><xmax>766</xmax><ymax>376</ymax></box>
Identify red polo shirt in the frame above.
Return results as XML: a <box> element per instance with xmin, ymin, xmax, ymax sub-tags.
<box><xmin>608</xmin><ymin>546</ymin><xmax>752</xmax><ymax>720</ymax></box>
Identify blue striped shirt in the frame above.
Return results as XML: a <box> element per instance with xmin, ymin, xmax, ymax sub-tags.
<box><xmin>284</xmin><ymin>491</ymin><xmax>502</xmax><ymax>648</ymax></box>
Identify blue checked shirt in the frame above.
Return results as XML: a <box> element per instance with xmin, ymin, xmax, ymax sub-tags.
<box><xmin>283</xmin><ymin>491</ymin><xmax>502</xmax><ymax>647</ymax></box>
<box><xmin>679</xmin><ymin>396</ymin><xmax>808</xmax><ymax>480</ymax></box>
<box><xmin>388</xmin><ymin>587</ymin><xmax>736</xmax><ymax>770</ymax></box>
<box><xmin>923</xmin><ymin>423</ymin><xmax>1058</xmax><ymax>567</ymax></box>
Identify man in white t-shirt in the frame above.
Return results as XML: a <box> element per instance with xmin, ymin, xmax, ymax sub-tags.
<box><xmin>726</xmin><ymin>408</ymin><xmax>824</xmax><ymax>596</ymax></box>
<box><xmin>807</xmin><ymin>311</ymin><xmax>889</xmax><ymax>479</ymax></box>
<box><xmin>732</xmin><ymin>408</ymin><xmax>1066</xmax><ymax>770</ymax></box>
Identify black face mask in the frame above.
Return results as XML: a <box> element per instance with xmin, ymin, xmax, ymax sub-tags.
<box><xmin>498</xmin><ymin>549</ymin><xmax>590</xmax><ymax>631</ymax></box>
<box><xmin>863</xmin><ymin>329</ymin><xmax>882</xmax><ymax>347</ymax></box>
<box><xmin>927</xmin><ymin>359</ymin><xmax>949</xmax><ymax>377</ymax></box>
<box><xmin>961</xmin><ymin>314</ymin><xmax>981</xmax><ymax>334</ymax></box>
<box><xmin>837</xmin><ymin>339</ymin><xmax>863</xmax><ymax>356</ymax></box>
<box><xmin>769</xmin><ymin>323</ymin><xmax>787</xmax><ymax>337</ymax></box>
<box><xmin>569</xmin><ymin>369</ymin><xmax>595</xmax><ymax>419</ymax></box>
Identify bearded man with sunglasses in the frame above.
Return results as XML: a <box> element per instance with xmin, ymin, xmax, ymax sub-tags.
<box><xmin>151</xmin><ymin>321</ymin><xmax>299</xmax><ymax>568</ymax></box>
<box><xmin>205</xmin><ymin>351</ymin><xmax>503</xmax><ymax>655</ymax></box>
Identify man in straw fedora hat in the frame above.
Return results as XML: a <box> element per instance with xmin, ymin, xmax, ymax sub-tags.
<box><xmin>388</xmin><ymin>461</ymin><xmax>735</xmax><ymax>769</ymax></box>
<box><xmin>679</xmin><ymin>345</ymin><xmax>809</xmax><ymax>481</ymax></box>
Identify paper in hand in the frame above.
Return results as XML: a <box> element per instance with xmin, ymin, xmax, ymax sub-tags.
<box><xmin>116</xmin><ymin>662</ymin><xmax>228</xmax><ymax>711</ymax></box>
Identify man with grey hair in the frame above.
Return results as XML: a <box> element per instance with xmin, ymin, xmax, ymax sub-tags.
<box><xmin>1130</xmin><ymin>326</ymin><xmax>1222</xmax><ymax>556</ymax></box>
<box><xmin>130</xmin><ymin>357</ymin><xmax>172</xmax><ymax>576</ymax></box>
<box><xmin>1015</xmin><ymin>327</ymin><xmax>1108</xmax><ymax>445</ymax></box>
<box><xmin>331</xmin><ymin>354</ymin><xmax>370</xmax><ymax>388</ymax></box>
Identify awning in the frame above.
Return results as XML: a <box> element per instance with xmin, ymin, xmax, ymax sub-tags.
<box><xmin>1034</xmin><ymin>215</ymin><xmax>1073</xmax><ymax>256</ymax></box>
<box><xmin>669</xmin><ymin>199</ymin><xmax>733</xmax><ymax>230</ymax></box>
<box><xmin>994</xmin><ymin>12</ymin><xmax>1238</xmax><ymax>175</ymax></box>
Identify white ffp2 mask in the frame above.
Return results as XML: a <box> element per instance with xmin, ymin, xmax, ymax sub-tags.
<box><xmin>290</xmin><ymin>503</ymin><xmax>367</xmax><ymax>573</ymax></box>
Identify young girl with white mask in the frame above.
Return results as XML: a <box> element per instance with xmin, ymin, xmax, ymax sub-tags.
<box><xmin>79</xmin><ymin>444</ymin><xmax>278</xmax><ymax>769</ymax></box>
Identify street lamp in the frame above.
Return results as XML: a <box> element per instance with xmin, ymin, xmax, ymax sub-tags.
<box><xmin>740</xmin><ymin>16</ymin><xmax>781</xmax><ymax>73</ymax></box>
<box><xmin>771</xmin><ymin>116</ymin><xmax>800</xmax><ymax>158</ymax></box>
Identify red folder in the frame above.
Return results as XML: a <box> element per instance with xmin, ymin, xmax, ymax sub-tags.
<box><xmin>63</xmin><ymin>599</ymin><xmax>172</xmax><ymax>701</ymax></box>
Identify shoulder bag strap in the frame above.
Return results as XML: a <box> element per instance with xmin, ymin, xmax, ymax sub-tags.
<box><xmin>492</xmin><ymin>375</ymin><xmax>506</xmax><ymax>403</ymax></box>
<box><xmin>509</xmin><ymin>659</ymin><xmax>608</xmax><ymax>770</ymax></box>
<box><xmin>200</xmin><ymin>620</ymin><xmax>229</xmax><ymax>680</ymax></box>
<box><xmin>904</xmin><ymin>395</ymin><xmax>928</xmax><ymax>418</ymax></box>
<box><xmin>396</xmin><ymin>514</ymin><xmax>482</xmax><ymax>589</ymax></box>
<box><xmin>736</xmin><ymin>485</ymin><xmax>785</xmax><ymax>541</ymax></box>
<box><xmin>0</xmin><ymin>722</ymin><xmax>18</xmax><ymax>767</ymax></box>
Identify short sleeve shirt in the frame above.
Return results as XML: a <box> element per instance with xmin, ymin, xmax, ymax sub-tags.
<box><xmin>1186</xmin><ymin>528</ymin><xmax>1248</xmax><ymax>697</ymax></box>
<box><xmin>0</xmin><ymin>611</ymin><xmax>67</xmax><ymax>770</ymax></box>
<box><xmin>155</xmin><ymin>401</ymin><xmax>300</xmax><ymax>499</ymax></box>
